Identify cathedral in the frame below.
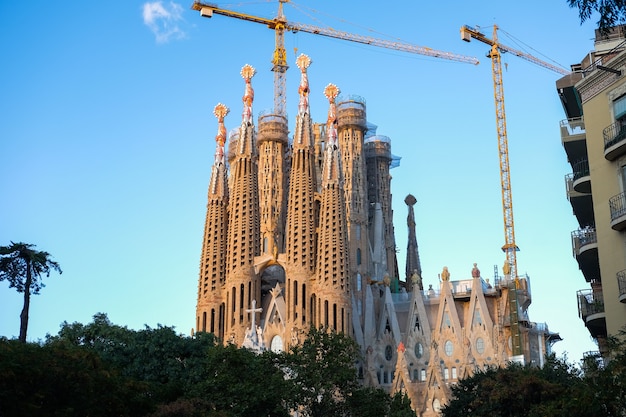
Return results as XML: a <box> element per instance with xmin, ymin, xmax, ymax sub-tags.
<box><xmin>195</xmin><ymin>55</ymin><xmax>559</xmax><ymax>416</ymax></box>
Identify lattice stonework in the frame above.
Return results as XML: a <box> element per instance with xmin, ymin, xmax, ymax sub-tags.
<box><xmin>285</xmin><ymin>118</ymin><xmax>318</xmax><ymax>272</ymax></box>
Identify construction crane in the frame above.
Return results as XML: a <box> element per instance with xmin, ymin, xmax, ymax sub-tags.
<box><xmin>192</xmin><ymin>0</ymin><xmax>479</xmax><ymax>116</ymax></box>
<box><xmin>461</xmin><ymin>24</ymin><xmax>570</xmax><ymax>359</ymax></box>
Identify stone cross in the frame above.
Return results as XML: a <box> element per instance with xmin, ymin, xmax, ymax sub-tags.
<box><xmin>246</xmin><ymin>299</ymin><xmax>263</xmax><ymax>332</ymax></box>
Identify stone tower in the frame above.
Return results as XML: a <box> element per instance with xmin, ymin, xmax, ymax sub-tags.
<box><xmin>364</xmin><ymin>133</ymin><xmax>399</xmax><ymax>284</ymax></box>
<box><xmin>196</xmin><ymin>103</ymin><xmax>230</xmax><ymax>341</ymax></box>
<box><xmin>313</xmin><ymin>83</ymin><xmax>352</xmax><ymax>334</ymax></box>
<box><xmin>283</xmin><ymin>55</ymin><xmax>318</xmax><ymax>337</ymax></box>
<box><xmin>224</xmin><ymin>64</ymin><xmax>261</xmax><ymax>345</ymax></box>
<box><xmin>404</xmin><ymin>194</ymin><xmax>423</xmax><ymax>292</ymax></box>
<box><xmin>336</xmin><ymin>96</ymin><xmax>370</xmax><ymax>304</ymax></box>
<box><xmin>257</xmin><ymin>110</ymin><xmax>289</xmax><ymax>256</ymax></box>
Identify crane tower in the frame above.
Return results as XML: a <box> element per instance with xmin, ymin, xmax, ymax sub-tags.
<box><xmin>461</xmin><ymin>24</ymin><xmax>569</xmax><ymax>359</ymax></box>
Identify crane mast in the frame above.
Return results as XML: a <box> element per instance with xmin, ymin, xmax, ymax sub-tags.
<box><xmin>192</xmin><ymin>0</ymin><xmax>479</xmax><ymax>116</ymax></box>
<box><xmin>461</xmin><ymin>24</ymin><xmax>570</xmax><ymax>359</ymax></box>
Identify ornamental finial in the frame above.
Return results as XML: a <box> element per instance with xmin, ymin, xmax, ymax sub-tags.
<box><xmin>213</xmin><ymin>103</ymin><xmax>229</xmax><ymax>162</ymax></box>
<box><xmin>241</xmin><ymin>64</ymin><xmax>256</xmax><ymax>125</ymax></box>
<box><xmin>296</xmin><ymin>54</ymin><xmax>312</xmax><ymax>115</ymax></box>
<box><xmin>324</xmin><ymin>83</ymin><xmax>339</xmax><ymax>146</ymax></box>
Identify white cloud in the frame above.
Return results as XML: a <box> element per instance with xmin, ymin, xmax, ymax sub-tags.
<box><xmin>143</xmin><ymin>1</ymin><xmax>186</xmax><ymax>43</ymax></box>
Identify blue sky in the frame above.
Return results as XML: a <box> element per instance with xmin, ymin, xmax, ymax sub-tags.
<box><xmin>0</xmin><ymin>1</ymin><xmax>600</xmax><ymax>362</ymax></box>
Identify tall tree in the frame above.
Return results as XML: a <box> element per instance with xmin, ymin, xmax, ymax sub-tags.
<box><xmin>568</xmin><ymin>0</ymin><xmax>626</xmax><ymax>31</ymax></box>
<box><xmin>441</xmin><ymin>354</ymin><xmax>597</xmax><ymax>417</ymax></box>
<box><xmin>0</xmin><ymin>242</ymin><xmax>62</xmax><ymax>342</ymax></box>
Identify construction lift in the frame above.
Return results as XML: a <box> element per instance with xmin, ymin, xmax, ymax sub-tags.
<box><xmin>191</xmin><ymin>0</ymin><xmax>479</xmax><ymax>116</ymax></box>
<box><xmin>461</xmin><ymin>24</ymin><xmax>570</xmax><ymax>360</ymax></box>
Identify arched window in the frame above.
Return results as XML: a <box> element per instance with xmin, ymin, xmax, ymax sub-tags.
<box><xmin>270</xmin><ymin>335</ymin><xmax>283</xmax><ymax>353</ymax></box>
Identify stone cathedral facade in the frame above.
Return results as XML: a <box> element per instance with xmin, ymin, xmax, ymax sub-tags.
<box><xmin>195</xmin><ymin>56</ymin><xmax>558</xmax><ymax>416</ymax></box>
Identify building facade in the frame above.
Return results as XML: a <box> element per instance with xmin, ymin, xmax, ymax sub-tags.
<box><xmin>196</xmin><ymin>55</ymin><xmax>557</xmax><ymax>415</ymax></box>
<box><xmin>557</xmin><ymin>26</ymin><xmax>626</xmax><ymax>361</ymax></box>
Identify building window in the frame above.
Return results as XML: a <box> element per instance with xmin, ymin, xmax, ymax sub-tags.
<box><xmin>270</xmin><ymin>335</ymin><xmax>283</xmax><ymax>353</ymax></box>
<box><xmin>444</xmin><ymin>368</ymin><xmax>449</xmax><ymax>380</ymax></box>
<box><xmin>476</xmin><ymin>337</ymin><xmax>485</xmax><ymax>354</ymax></box>
<box><xmin>420</xmin><ymin>369</ymin><xmax>426</xmax><ymax>381</ymax></box>
<box><xmin>414</xmin><ymin>342</ymin><xmax>423</xmax><ymax>359</ymax></box>
<box><xmin>385</xmin><ymin>345</ymin><xmax>393</xmax><ymax>361</ymax></box>
<box><xmin>444</xmin><ymin>340</ymin><xmax>453</xmax><ymax>356</ymax></box>
<box><xmin>433</xmin><ymin>399</ymin><xmax>441</xmax><ymax>413</ymax></box>
<box><xmin>452</xmin><ymin>367</ymin><xmax>457</xmax><ymax>379</ymax></box>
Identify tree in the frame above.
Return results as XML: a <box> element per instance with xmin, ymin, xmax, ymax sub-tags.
<box><xmin>0</xmin><ymin>338</ymin><xmax>152</xmax><ymax>417</ymax></box>
<box><xmin>48</xmin><ymin>313</ymin><xmax>218</xmax><ymax>404</ymax></box>
<box><xmin>0</xmin><ymin>242</ymin><xmax>62</xmax><ymax>342</ymax></box>
<box><xmin>580</xmin><ymin>328</ymin><xmax>626</xmax><ymax>416</ymax></box>
<box><xmin>441</xmin><ymin>355</ymin><xmax>596</xmax><ymax>417</ymax></box>
<box><xmin>568</xmin><ymin>0</ymin><xmax>626</xmax><ymax>31</ymax></box>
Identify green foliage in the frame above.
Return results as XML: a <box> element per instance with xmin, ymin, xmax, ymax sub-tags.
<box><xmin>568</xmin><ymin>0</ymin><xmax>626</xmax><ymax>31</ymax></box>
<box><xmin>283</xmin><ymin>326</ymin><xmax>362</xmax><ymax>417</ymax></box>
<box><xmin>0</xmin><ymin>242</ymin><xmax>62</xmax><ymax>294</ymax></box>
<box><xmin>190</xmin><ymin>344</ymin><xmax>291</xmax><ymax>417</ymax></box>
<box><xmin>8</xmin><ymin>317</ymin><xmax>414</xmax><ymax>417</ymax></box>
<box><xmin>441</xmin><ymin>351</ymin><xmax>626</xmax><ymax>417</ymax></box>
<box><xmin>0</xmin><ymin>338</ymin><xmax>151</xmax><ymax>417</ymax></box>
<box><xmin>580</xmin><ymin>329</ymin><xmax>626</xmax><ymax>416</ymax></box>
<box><xmin>48</xmin><ymin>313</ymin><xmax>217</xmax><ymax>403</ymax></box>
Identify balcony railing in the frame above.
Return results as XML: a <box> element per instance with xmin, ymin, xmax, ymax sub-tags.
<box><xmin>560</xmin><ymin>117</ymin><xmax>586</xmax><ymax>138</ymax></box>
<box><xmin>577</xmin><ymin>289</ymin><xmax>605</xmax><ymax>320</ymax></box>
<box><xmin>618</xmin><ymin>269</ymin><xmax>626</xmax><ymax>303</ymax></box>
<box><xmin>571</xmin><ymin>227</ymin><xmax>597</xmax><ymax>255</ymax></box>
<box><xmin>603</xmin><ymin>120</ymin><xmax>626</xmax><ymax>160</ymax></box>
<box><xmin>609</xmin><ymin>192</ymin><xmax>626</xmax><ymax>230</ymax></box>
<box><xmin>572</xmin><ymin>158</ymin><xmax>590</xmax><ymax>181</ymax></box>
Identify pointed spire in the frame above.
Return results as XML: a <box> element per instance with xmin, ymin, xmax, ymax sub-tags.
<box><xmin>213</xmin><ymin>103</ymin><xmax>229</xmax><ymax>165</ymax></box>
<box><xmin>240</xmin><ymin>64</ymin><xmax>256</xmax><ymax>126</ymax></box>
<box><xmin>324</xmin><ymin>83</ymin><xmax>340</xmax><ymax>147</ymax></box>
<box><xmin>296</xmin><ymin>54</ymin><xmax>311</xmax><ymax>116</ymax></box>
<box><xmin>404</xmin><ymin>194</ymin><xmax>423</xmax><ymax>291</ymax></box>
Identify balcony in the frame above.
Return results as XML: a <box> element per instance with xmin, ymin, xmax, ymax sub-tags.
<box><xmin>577</xmin><ymin>289</ymin><xmax>607</xmax><ymax>339</ymax></box>
<box><xmin>603</xmin><ymin>121</ymin><xmax>626</xmax><ymax>160</ymax></box>
<box><xmin>560</xmin><ymin>118</ymin><xmax>587</xmax><ymax>163</ymax></box>
<box><xmin>609</xmin><ymin>192</ymin><xmax>626</xmax><ymax>230</ymax></box>
<box><xmin>571</xmin><ymin>228</ymin><xmax>600</xmax><ymax>282</ymax></box>
<box><xmin>565</xmin><ymin>174</ymin><xmax>595</xmax><ymax>227</ymax></box>
<box><xmin>618</xmin><ymin>270</ymin><xmax>626</xmax><ymax>303</ymax></box>
<box><xmin>572</xmin><ymin>158</ymin><xmax>591</xmax><ymax>193</ymax></box>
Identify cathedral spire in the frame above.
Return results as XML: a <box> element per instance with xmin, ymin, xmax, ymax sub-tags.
<box><xmin>285</xmin><ymin>54</ymin><xmax>317</xmax><ymax>274</ymax></box>
<box><xmin>315</xmin><ymin>83</ymin><xmax>351</xmax><ymax>334</ymax></box>
<box><xmin>224</xmin><ymin>64</ymin><xmax>261</xmax><ymax>345</ymax></box>
<box><xmin>404</xmin><ymin>194</ymin><xmax>423</xmax><ymax>291</ymax></box>
<box><xmin>196</xmin><ymin>103</ymin><xmax>231</xmax><ymax>339</ymax></box>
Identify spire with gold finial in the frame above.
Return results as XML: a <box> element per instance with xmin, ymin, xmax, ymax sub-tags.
<box><xmin>213</xmin><ymin>103</ymin><xmax>229</xmax><ymax>164</ymax></box>
<box><xmin>296</xmin><ymin>54</ymin><xmax>311</xmax><ymax>115</ymax></box>
<box><xmin>324</xmin><ymin>83</ymin><xmax>339</xmax><ymax>147</ymax></box>
<box><xmin>240</xmin><ymin>64</ymin><xmax>256</xmax><ymax>126</ymax></box>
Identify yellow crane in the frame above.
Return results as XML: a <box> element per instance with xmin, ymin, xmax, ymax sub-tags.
<box><xmin>461</xmin><ymin>24</ymin><xmax>570</xmax><ymax>358</ymax></box>
<box><xmin>192</xmin><ymin>0</ymin><xmax>479</xmax><ymax>116</ymax></box>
